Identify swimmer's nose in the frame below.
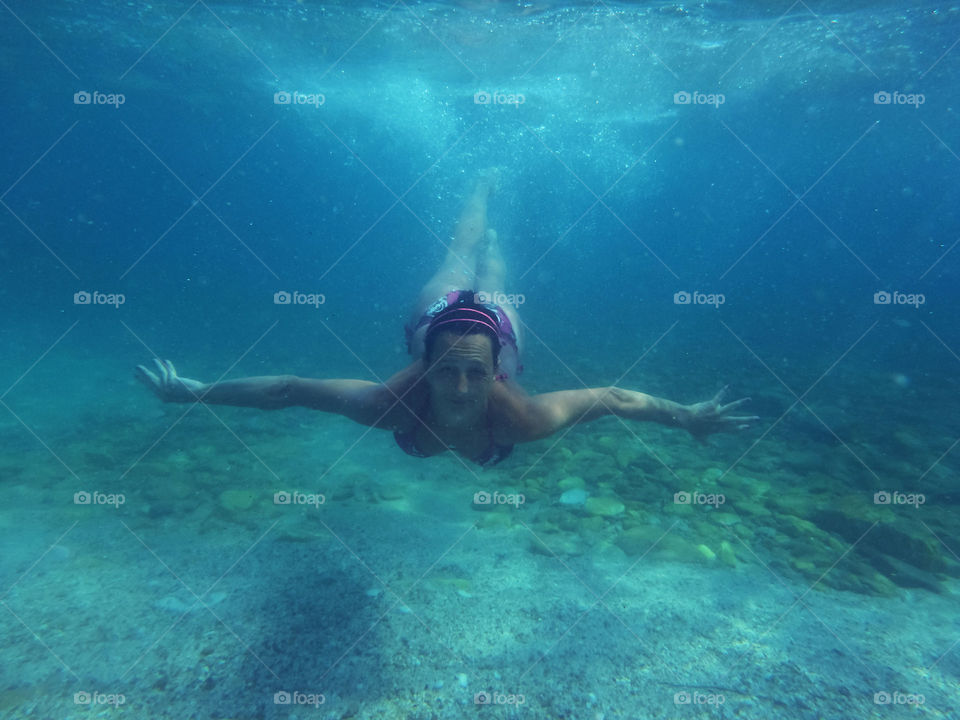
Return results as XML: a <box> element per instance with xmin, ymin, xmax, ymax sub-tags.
<box><xmin>456</xmin><ymin>372</ymin><xmax>469</xmax><ymax>394</ymax></box>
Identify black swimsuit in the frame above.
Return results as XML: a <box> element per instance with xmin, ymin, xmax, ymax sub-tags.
<box><xmin>394</xmin><ymin>417</ymin><xmax>513</xmax><ymax>467</ymax></box>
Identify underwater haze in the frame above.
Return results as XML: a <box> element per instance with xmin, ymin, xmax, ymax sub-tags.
<box><xmin>1</xmin><ymin>1</ymin><xmax>959</xmax><ymax>718</ymax></box>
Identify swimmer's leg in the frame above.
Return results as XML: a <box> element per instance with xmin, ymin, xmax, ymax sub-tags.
<box><xmin>475</xmin><ymin>228</ymin><xmax>506</xmax><ymax>295</ymax></box>
<box><xmin>411</xmin><ymin>169</ymin><xmax>500</xmax><ymax>320</ymax></box>
<box><xmin>476</xmin><ymin>227</ymin><xmax>524</xmax><ymax>358</ymax></box>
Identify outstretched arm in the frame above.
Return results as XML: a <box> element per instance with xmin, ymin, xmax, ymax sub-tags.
<box><xmin>135</xmin><ymin>358</ymin><xmax>422</xmax><ymax>428</ymax></box>
<box><xmin>509</xmin><ymin>385</ymin><xmax>755</xmax><ymax>443</ymax></box>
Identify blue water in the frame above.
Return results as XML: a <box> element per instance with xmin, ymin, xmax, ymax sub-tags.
<box><xmin>2</xmin><ymin>1</ymin><xmax>959</xmax><ymax>718</ymax></box>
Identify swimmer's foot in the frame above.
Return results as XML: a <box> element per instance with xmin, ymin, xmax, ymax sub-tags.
<box><xmin>476</xmin><ymin>166</ymin><xmax>503</xmax><ymax>196</ymax></box>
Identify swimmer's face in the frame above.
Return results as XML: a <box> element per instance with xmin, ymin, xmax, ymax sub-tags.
<box><xmin>425</xmin><ymin>332</ymin><xmax>496</xmax><ymax>425</ymax></box>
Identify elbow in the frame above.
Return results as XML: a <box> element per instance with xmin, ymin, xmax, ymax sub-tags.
<box><xmin>605</xmin><ymin>386</ymin><xmax>631</xmax><ymax>412</ymax></box>
<box><xmin>263</xmin><ymin>375</ymin><xmax>297</xmax><ymax>409</ymax></box>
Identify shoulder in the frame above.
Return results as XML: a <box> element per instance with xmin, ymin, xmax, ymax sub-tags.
<box><xmin>373</xmin><ymin>360</ymin><xmax>428</xmax><ymax>430</ymax></box>
<box><xmin>488</xmin><ymin>381</ymin><xmax>542</xmax><ymax>444</ymax></box>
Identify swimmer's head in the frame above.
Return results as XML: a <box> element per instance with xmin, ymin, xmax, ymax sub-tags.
<box><xmin>423</xmin><ymin>293</ymin><xmax>501</xmax><ymax>367</ymax></box>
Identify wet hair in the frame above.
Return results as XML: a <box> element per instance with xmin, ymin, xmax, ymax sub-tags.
<box><xmin>424</xmin><ymin>293</ymin><xmax>501</xmax><ymax>366</ymax></box>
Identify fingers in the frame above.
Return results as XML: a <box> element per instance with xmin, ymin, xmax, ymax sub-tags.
<box><xmin>718</xmin><ymin>397</ymin><xmax>751</xmax><ymax>413</ymax></box>
<box><xmin>711</xmin><ymin>385</ymin><xmax>730</xmax><ymax>404</ymax></box>
<box><xmin>134</xmin><ymin>364</ymin><xmax>160</xmax><ymax>388</ymax></box>
<box><xmin>151</xmin><ymin>358</ymin><xmax>168</xmax><ymax>384</ymax></box>
<box><xmin>155</xmin><ymin>358</ymin><xmax>177</xmax><ymax>383</ymax></box>
<box><xmin>152</xmin><ymin>358</ymin><xmax>183</xmax><ymax>388</ymax></box>
<box><xmin>137</xmin><ymin>359</ymin><xmax>178</xmax><ymax>397</ymax></box>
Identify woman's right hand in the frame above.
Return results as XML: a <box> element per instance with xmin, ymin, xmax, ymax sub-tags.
<box><xmin>135</xmin><ymin>359</ymin><xmax>207</xmax><ymax>403</ymax></box>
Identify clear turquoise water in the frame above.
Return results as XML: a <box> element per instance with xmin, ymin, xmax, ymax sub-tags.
<box><xmin>1</xmin><ymin>1</ymin><xmax>959</xmax><ymax>718</ymax></box>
